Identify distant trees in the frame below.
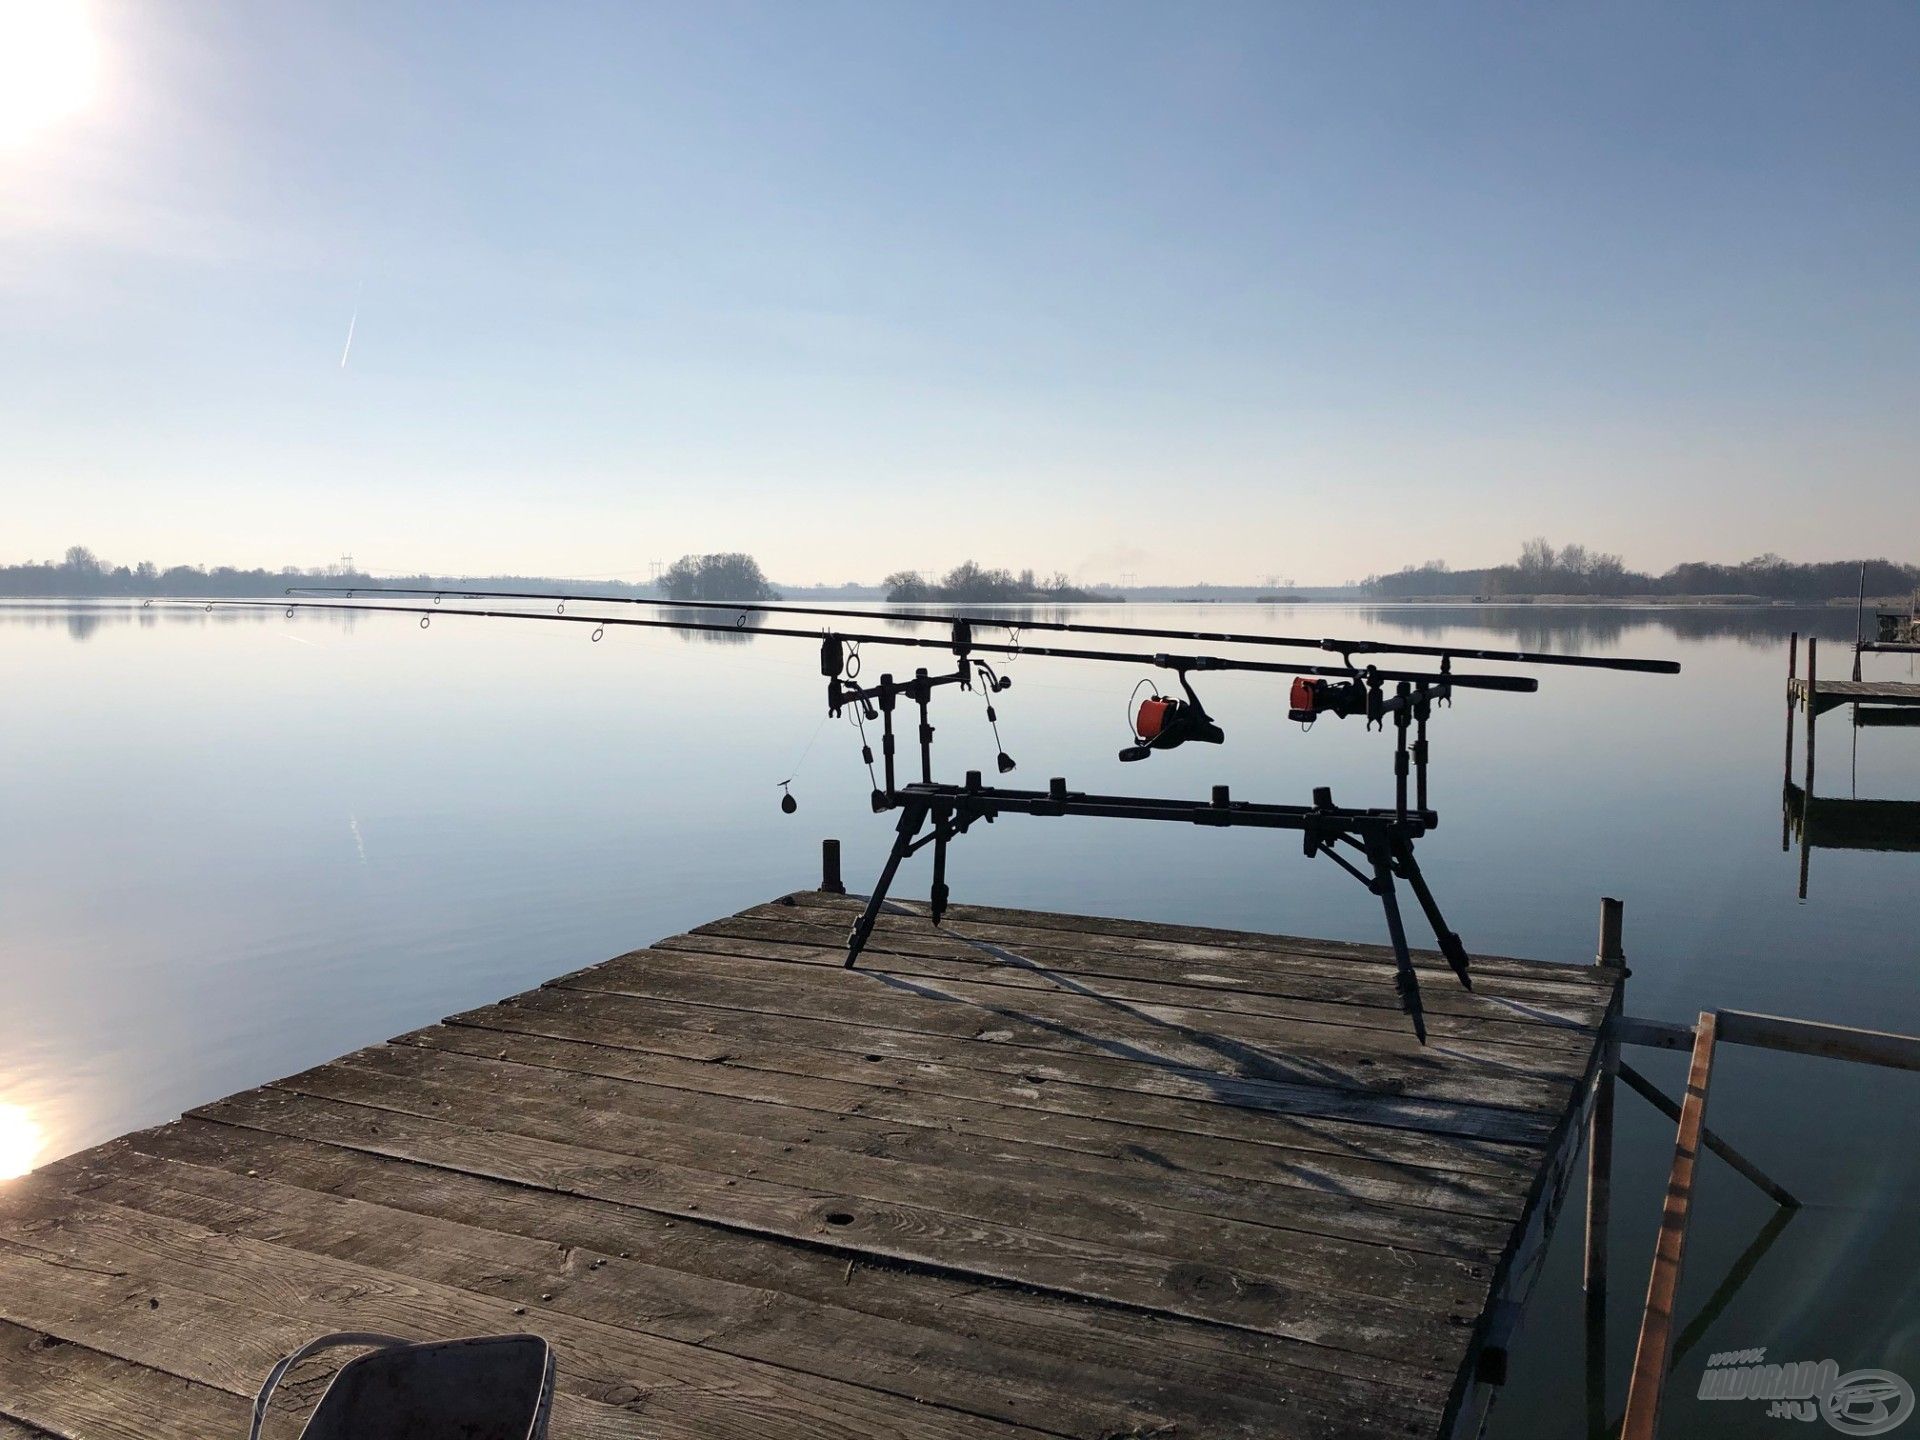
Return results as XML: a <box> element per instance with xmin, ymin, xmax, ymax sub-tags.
<box><xmin>660</xmin><ymin>552</ymin><xmax>781</xmax><ymax>602</ymax></box>
<box><xmin>1487</xmin><ymin>538</ymin><xmax>1633</xmax><ymax>596</ymax></box>
<box><xmin>884</xmin><ymin>562</ymin><xmax>1113</xmax><ymax>604</ymax></box>
<box><xmin>883</xmin><ymin>570</ymin><xmax>936</xmax><ymax>601</ymax></box>
<box><xmin>1357</xmin><ymin>558</ymin><xmax>1461</xmax><ymax>598</ymax></box>
<box><xmin>0</xmin><ymin>547</ymin><xmax>376</xmax><ymax>596</ymax></box>
<box><xmin>1361</xmin><ymin>541</ymin><xmax>1920</xmax><ymax>601</ymax></box>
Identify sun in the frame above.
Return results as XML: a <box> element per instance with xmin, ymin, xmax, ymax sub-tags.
<box><xmin>0</xmin><ymin>0</ymin><xmax>101</xmax><ymax>148</ymax></box>
<box><xmin>0</xmin><ymin>1103</ymin><xmax>43</xmax><ymax>1180</ymax></box>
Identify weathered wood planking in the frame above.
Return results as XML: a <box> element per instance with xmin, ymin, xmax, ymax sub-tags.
<box><xmin>0</xmin><ymin>890</ymin><xmax>1617</xmax><ymax>1440</ymax></box>
<box><xmin>1792</xmin><ymin>676</ymin><xmax>1920</xmax><ymax>712</ymax></box>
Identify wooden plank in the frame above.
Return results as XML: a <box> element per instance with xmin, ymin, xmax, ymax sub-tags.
<box><xmin>658</xmin><ymin>927</ymin><xmax>1597</xmax><ymax>1048</ymax></box>
<box><xmin>549</xmin><ymin>948</ymin><xmax>1584</xmax><ymax>1110</ymax></box>
<box><xmin>597</xmin><ymin>935</ymin><xmax>1599</xmax><ymax>1077</ymax></box>
<box><xmin>1617</xmin><ymin>1015</ymin><xmax>1696</xmax><ymax>1052</ymax></box>
<box><xmin>714</xmin><ymin>910</ymin><xmax>1608</xmax><ymax>1035</ymax></box>
<box><xmin>189</xmin><ymin>1085</ymin><xmax>1471</xmax><ymax>1371</ymax></box>
<box><xmin>112</xmin><ymin>1117</ymin><xmax>1456</xmax><ymax>1416</ymax></box>
<box><xmin>0</xmin><ymin>1258</ymin><xmax>663</xmax><ymax>1440</ymax></box>
<box><xmin>354</xmin><ymin>1038</ymin><xmax>1514</xmax><ymax>1254</ymax></box>
<box><xmin>1716</xmin><ymin>1010</ymin><xmax>1920</xmax><ymax>1072</ymax></box>
<box><xmin>1621</xmin><ymin>1011</ymin><xmax>1719</xmax><ymax>1440</ymax></box>
<box><xmin>1616</xmin><ymin>1063</ymin><xmax>1796</xmax><ymax>1207</ymax></box>
<box><xmin>779</xmin><ymin>889</ymin><xmax>1615</xmax><ymax>980</ymax></box>
<box><xmin>456</xmin><ymin>983</ymin><xmax>1560</xmax><ymax>1147</ymax></box>
<box><xmin>268</xmin><ymin>1052</ymin><xmax>1495</xmax><ymax>1319</ymax></box>
<box><xmin>46</xmin><ymin>1145</ymin><xmax>1357</xmax><ymax>1440</ymax></box>
<box><xmin>0</xmin><ymin>1181</ymin><xmax>1052</xmax><ymax>1440</ymax></box>
<box><xmin>758</xmin><ymin>894</ymin><xmax>1615</xmax><ymax>999</ymax></box>
<box><xmin>438</xmin><ymin>988</ymin><xmax>1544</xmax><ymax>1172</ymax></box>
<box><xmin>0</xmin><ymin>1320</ymin><xmax>254</xmax><ymax>1440</ymax></box>
<box><xmin>402</xmin><ymin>1020</ymin><xmax>1531</xmax><ymax>1219</ymax></box>
<box><xmin>0</xmin><ymin>1238</ymin><xmax>325</xmax><ymax>1434</ymax></box>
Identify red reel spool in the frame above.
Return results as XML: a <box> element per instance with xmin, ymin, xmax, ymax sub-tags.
<box><xmin>1135</xmin><ymin>696</ymin><xmax>1174</xmax><ymax>742</ymax></box>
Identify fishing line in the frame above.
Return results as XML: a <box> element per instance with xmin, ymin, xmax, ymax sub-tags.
<box><xmin>774</xmin><ymin>709</ymin><xmax>833</xmax><ymax>814</ymax></box>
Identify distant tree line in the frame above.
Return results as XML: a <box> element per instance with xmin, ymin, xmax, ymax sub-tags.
<box><xmin>0</xmin><ymin>546</ymin><xmax>781</xmax><ymax>601</ymax></box>
<box><xmin>0</xmin><ymin>546</ymin><xmax>377</xmax><ymax>597</ymax></box>
<box><xmin>885</xmin><ymin>562</ymin><xmax>1114</xmax><ymax>604</ymax></box>
<box><xmin>659</xmin><ymin>552</ymin><xmax>780</xmax><ymax>602</ymax></box>
<box><xmin>1361</xmin><ymin>541</ymin><xmax>1920</xmax><ymax>601</ymax></box>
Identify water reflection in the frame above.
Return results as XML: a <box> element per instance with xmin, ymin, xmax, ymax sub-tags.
<box><xmin>659</xmin><ymin>606</ymin><xmax>765</xmax><ymax>644</ymax></box>
<box><xmin>0</xmin><ymin>1102</ymin><xmax>43</xmax><ymax>1180</ymax></box>
<box><xmin>1352</xmin><ymin>602</ymin><xmax>1861</xmax><ymax>654</ymax></box>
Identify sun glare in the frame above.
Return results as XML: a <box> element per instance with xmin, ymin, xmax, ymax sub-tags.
<box><xmin>0</xmin><ymin>1103</ymin><xmax>43</xmax><ymax>1180</ymax></box>
<box><xmin>0</xmin><ymin>0</ymin><xmax>101</xmax><ymax>148</ymax></box>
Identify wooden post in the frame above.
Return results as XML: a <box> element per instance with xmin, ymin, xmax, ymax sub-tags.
<box><xmin>1597</xmin><ymin>898</ymin><xmax>1624</xmax><ymax>965</ymax></box>
<box><xmin>1621</xmin><ymin>1010</ymin><xmax>1719</xmax><ymax>1440</ymax></box>
<box><xmin>1801</xmin><ymin>639</ymin><xmax>1818</xmax><ymax>898</ymax></box>
<box><xmin>1805</xmin><ymin>637</ymin><xmax>1818</xmax><ymax>797</ymax></box>
<box><xmin>1854</xmin><ymin>565</ymin><xmax>1866</xmax><ymax>681</ymax></box>
<box><xmin>820</xmin><ymin>838</ymin><xmax>845</xmax><ymax>894</ymax></box>
<box><xmin>1783</xmin><ymin>633</ymin><xmax>1797</xmax><ymax>796</ymax></box>
<box><xmin>1583</xmin><ymin>898</ymin><xmax>1626</xmax><ymax>1303</ymax></box>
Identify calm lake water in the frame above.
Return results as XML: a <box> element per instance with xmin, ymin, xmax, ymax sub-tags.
<box><xmin>3</xmin><ymin>598</ymin><xmax>1916</xmax><ymax>1434</ymax></box>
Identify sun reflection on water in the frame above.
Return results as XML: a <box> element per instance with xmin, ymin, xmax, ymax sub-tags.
<box><xmin>0</xmin><ymin>1102</ymin><xmax>44</xmax><ymax>1179</ymax></box>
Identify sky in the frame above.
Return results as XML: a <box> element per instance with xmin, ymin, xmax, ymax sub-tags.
<box><xmin>1</xmin><ymin>1</ymin><xmax>1916</xmax><ymax>587</ymax></box>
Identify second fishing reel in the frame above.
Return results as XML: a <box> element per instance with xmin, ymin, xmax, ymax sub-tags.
<box><xmin>1120</xmin><ymin>671</ymin><xmax>1224</xmax><ymax>762</ymax></box>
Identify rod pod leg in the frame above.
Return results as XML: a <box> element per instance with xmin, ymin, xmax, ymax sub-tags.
<box><xmin>1390</xmin><ymin>835</ymin><xmax>1472</xmax><ymax>990</ymax></box>
<box><xmin>846</xmin><ymin>802</ymin><xmax>929</xmax><ymax>967</ymax></box>
<box><xmin>929</xmin><ymin>807</ymin><xmax>952</xmax><ymax>925</ymax></box>
<box><xmin>1366</xmin><ymin>834</ymin><xmax>1428</xmax><ymax>1044</ymax></box>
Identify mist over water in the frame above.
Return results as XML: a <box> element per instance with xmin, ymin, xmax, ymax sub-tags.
<box><xmin>3</xmin><ymin>598</ymin><xmax>1915</xmax><ymax>1434</ymax></box>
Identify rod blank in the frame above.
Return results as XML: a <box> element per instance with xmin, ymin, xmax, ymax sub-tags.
<box><xmin>287</xmin><ymin>584</ymin><xmax>1681</xmax><ymax>676</ymax></box>
<box><xmin>189</xmin><ymin>598</ymin><xmax>1542</xmax><ymax>691</ymax></box>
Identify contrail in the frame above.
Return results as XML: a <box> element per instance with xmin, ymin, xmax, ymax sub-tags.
<box><xmin>339</xmin><ymin>279</ymin><xmax>363</xmax><ymax>368</ymax></box>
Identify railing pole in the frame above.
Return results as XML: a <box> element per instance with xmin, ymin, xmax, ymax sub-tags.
<box><xmin>1616</xmin><ymin>1062</ymin><xmax>1797</xmax><ymax>1207</ymax></box>
<box><xmin>1783</xmin><ymin>633</ymin><xmax>1797</xmax><ymax>797</ymax></box>
<box><xmin>1621</xmin><ymin>1010</ymin><xmax>1720</xmax><ymax>1440</ymax></box>
<box><xmin>1584</xmin><ymin>898</ymin><xmax>1626</xmax><ymax>1304</ymax></box>
<box><xmin>1805</xmin><ymin>637</ymin><xmax>1818</xmax><ymax>797</ymax></box>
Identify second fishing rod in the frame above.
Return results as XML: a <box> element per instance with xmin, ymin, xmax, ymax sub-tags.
<box><xmin>287</xmin><ymin>583</ymin><xmax>1681</xmax><ymax>675</ymax></box>
<box><xmin>207</xmin><ymin>597</ymin><xmax>1543</xmax><ymax>692</ymax></box>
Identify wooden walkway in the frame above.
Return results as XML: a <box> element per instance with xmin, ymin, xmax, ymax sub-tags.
<box><xmin>0</xmin><ymin>890</ymin><xmax>1619</xmax><ymax>1440</ymax></box>
<box><xmin>1791</xmin><ymin>676</ymin><xmax>1920</xmax><ymax>712</ymax></box>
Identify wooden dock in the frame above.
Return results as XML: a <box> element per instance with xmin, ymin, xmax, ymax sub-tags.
<box><xmin>1790</xmin><ymin>675</ymin><xmax>1920</xmax><ymax>714</ymax></box>
<box><xmin>0</xmin><ymin>887</ymin><xmax>1620</xmax><ymax>1440</ymax></box>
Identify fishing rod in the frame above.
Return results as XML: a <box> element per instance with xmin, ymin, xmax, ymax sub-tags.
<box><xmin>287</xmin><ymin>584</ymin><xmax>1682</xmax><ymax>676</ymax></box>
<box><xmin>179</xmin><ymin>594</ymin><xmax>1681</xmax><ymax>1043</ymax></box>
<box><xmin>203</xmin><ymin>597</ymin><xmax>1541</xmax><ymax>692</ymax></box>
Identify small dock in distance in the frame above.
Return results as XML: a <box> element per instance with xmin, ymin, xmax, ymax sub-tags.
<box><xmin>0</xmin><ymin>883</ymin><xmax>1621</xmax><ymax>1439</ymax></box>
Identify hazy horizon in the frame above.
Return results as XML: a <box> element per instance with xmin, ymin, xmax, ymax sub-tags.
<box><xmin>4</xmin><ymin>2</ymin><xmax>1917</xmax><ymax>584</ymax></box>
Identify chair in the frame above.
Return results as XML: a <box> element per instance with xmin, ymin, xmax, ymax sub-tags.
<box><xmin>249</xmin><ymin>1331</ymin><xmax>556</xmax><ymax>1440</ymax></box>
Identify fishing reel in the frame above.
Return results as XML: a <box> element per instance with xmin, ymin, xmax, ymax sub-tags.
<box><xmin>1288</xmin><ymin>675</ymin><xmax>1369</xmax><ymax>725</ymax></box>
<box><xmin>1119</xmin><ymin>671</ymin><xmax>1224</xmax><ymax>762</ymax></box>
